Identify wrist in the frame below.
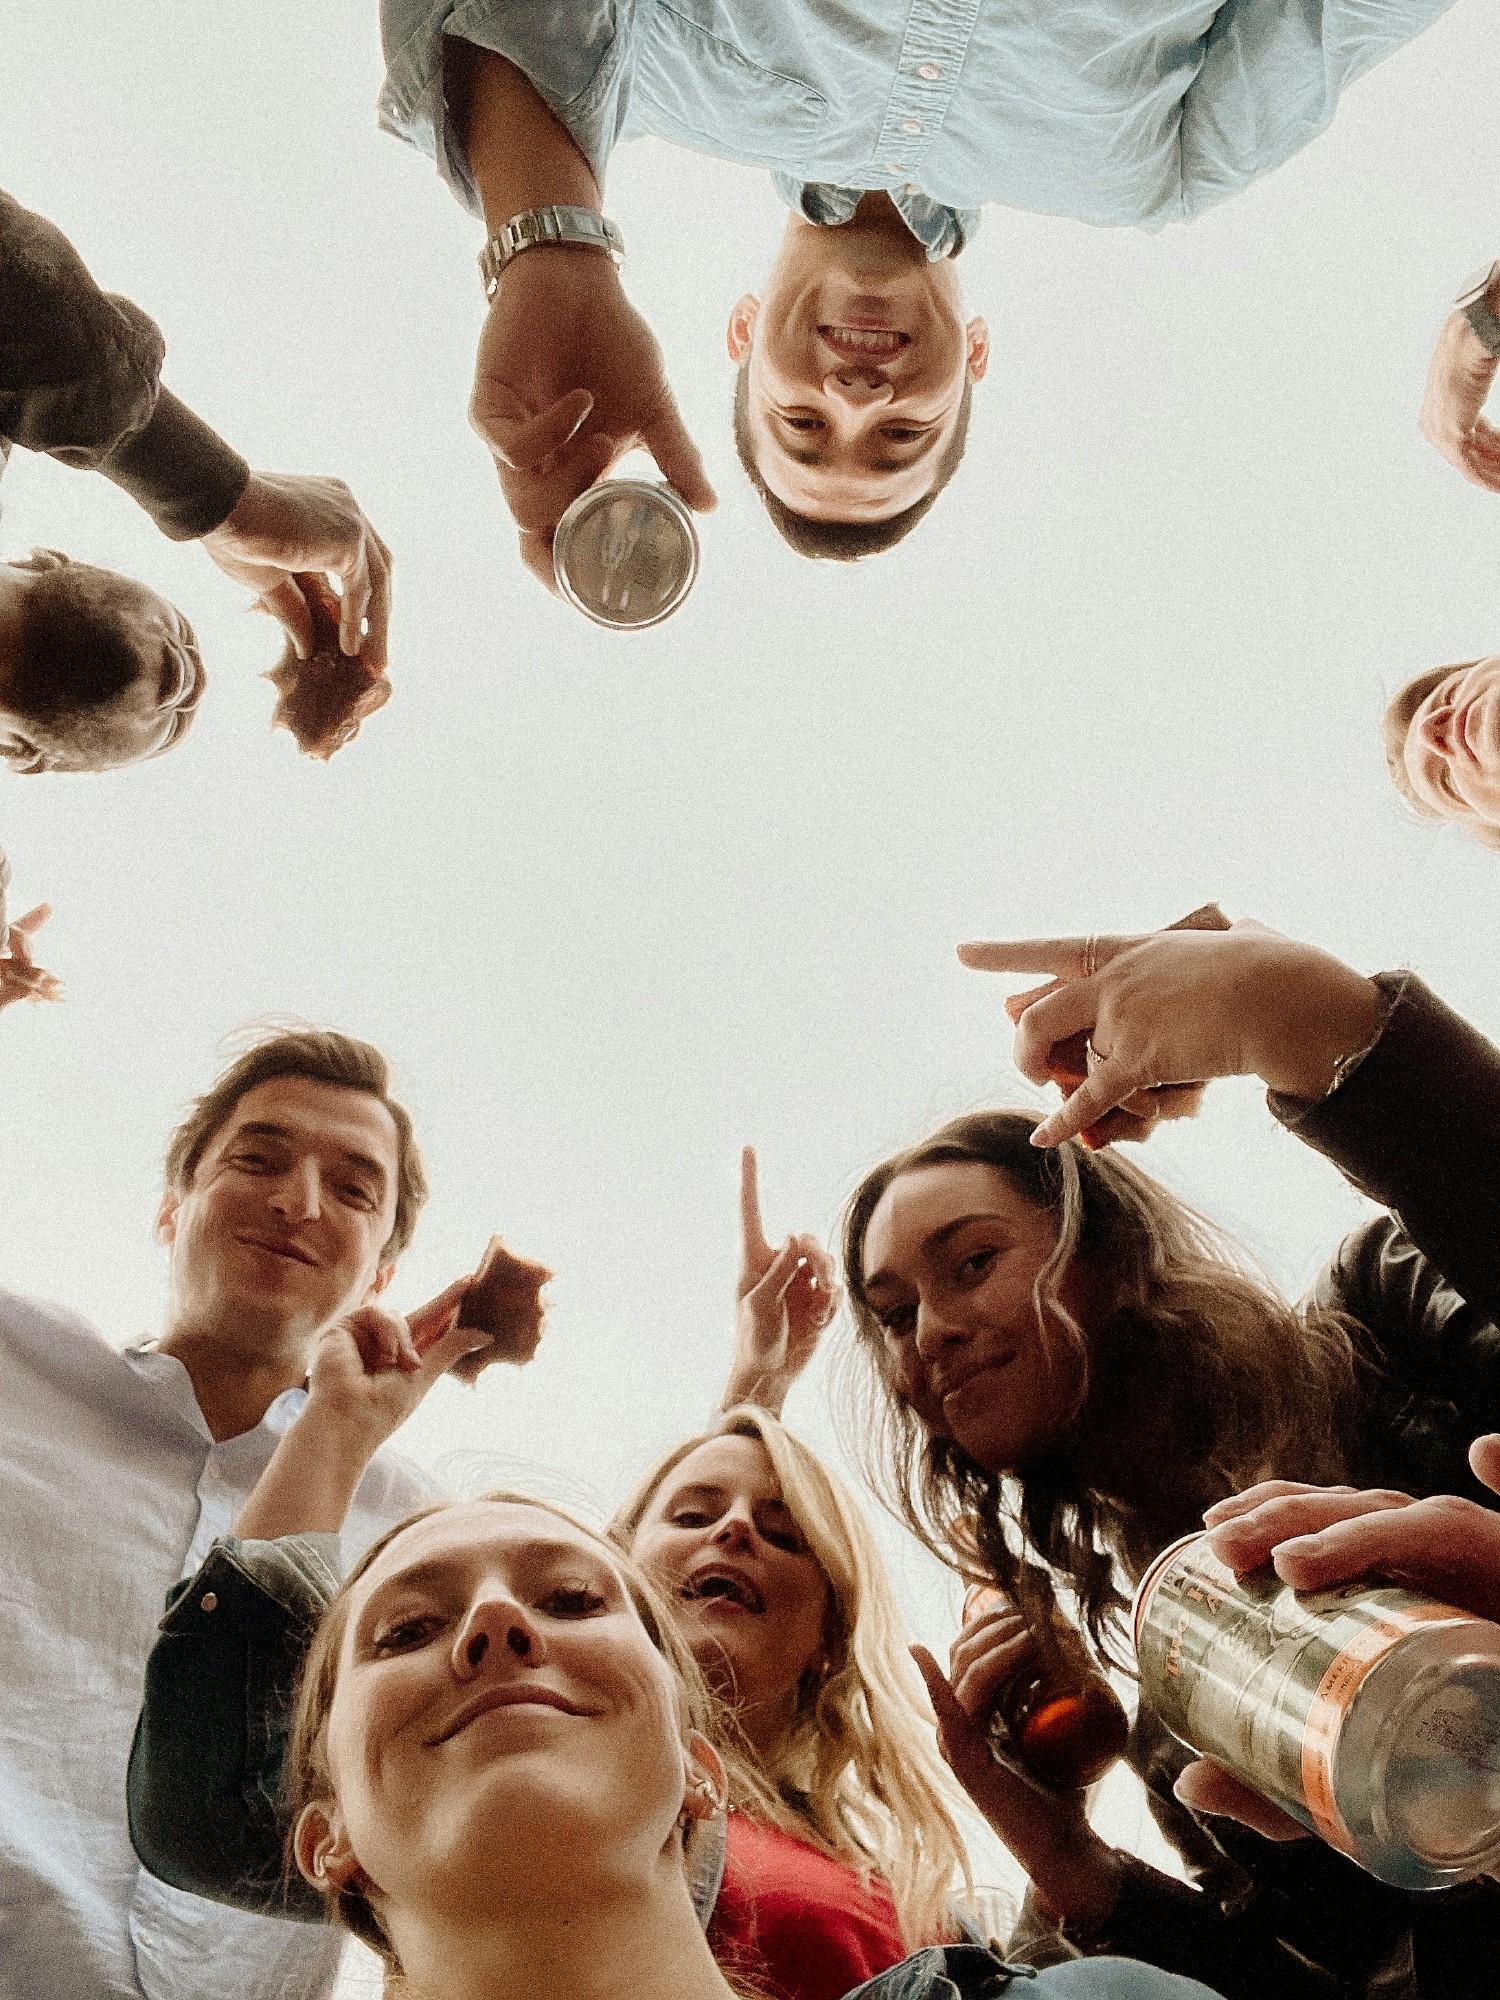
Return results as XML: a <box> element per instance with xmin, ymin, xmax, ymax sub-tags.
<box><xmin>298</xmin><ymin>1396</ymin><xmax>394</xmax><ymax>1471</ymax></box>
<box><xmin>721</xmin><ymin>1365</ymin><xmax>788</xmax><ymax>1417</ymax></box>
<box><xmin>1254</xmin><ymin>957</ymin><xmax>1385</xmax><ymax>1100</ymax></box>
<box><xmin>1040</xmin><ymin>1836</ymin><xmax>1125</xmax><ymax>1934</ymax></box>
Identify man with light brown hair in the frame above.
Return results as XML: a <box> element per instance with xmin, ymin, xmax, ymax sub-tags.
<box><xmin>0</xmin><ymin>1027</ymin><xmax>476</xmax><ymax>2000</ymax></box>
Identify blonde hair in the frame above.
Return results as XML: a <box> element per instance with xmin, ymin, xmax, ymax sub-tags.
<box><xmin>284</xmin><ymin>1491</ymin><xmax>725</xmax><ymax>1968</ymax></box>
<box><xmin>842</xmin><ymin>1111</ymin><xmax>1363</xmax><ymax>1667</ymax></box>
<box><xmin>614</xmin><ymin>1408</ymin><xmax>970</xmax><ymax>1944</ymax></box>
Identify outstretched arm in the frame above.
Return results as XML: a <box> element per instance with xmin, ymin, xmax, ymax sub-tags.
<box><xmin>448</xmin><ymin>41</ymin><xmax>713</xmax><ymax>594</ymax></box>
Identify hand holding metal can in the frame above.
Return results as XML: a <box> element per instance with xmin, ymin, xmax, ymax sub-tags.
<box><xmin>1134</xmin><ymin>1531</ymin><xmax>1500</xmax><ymax>1888</ymax></box>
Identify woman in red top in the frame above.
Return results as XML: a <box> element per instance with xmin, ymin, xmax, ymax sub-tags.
<box><xmin>616</xmin><ymin>1404</ymin><xmax>968</xmax><ymax>2000</ymax></box>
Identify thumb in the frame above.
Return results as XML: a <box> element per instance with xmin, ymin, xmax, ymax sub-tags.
<box><xmin>256</xmin><ymin>577</ymin><xmax>315</xmax><ymax>660</ymax></box>
<box><xmin>644</xmin><ymin>399</ymin><xmax>716</xmax><ymax>512</ymax></box>
<box><xmin>410</xmin><ymin>1276</ymin><xmax>473</xmax><ymax>1356</ymax></box>
<box><xmin>7</xmin><ymin>902</ymin><xmax>51</xmax><ymax>939</ymax></box>
<box><xmin>1471</xmin><ymin>1433</ymin><xmax>1500</xmax><ymax>1500</ymax></box>
<box><xmin>419</xmin><ymin>1311</ymin><xmax>493</xmax><ymax>1384</ymax></box>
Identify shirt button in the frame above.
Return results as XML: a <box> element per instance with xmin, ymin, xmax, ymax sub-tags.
<box><xmin>901</xmin><ymin>119</ymin><xmax>922</xmax><ymax>135</ymax></box>
<box><xmin>917</xmin><ymin>61</ymin><xmax>941</xmax><ymax>80</ymax></box>
<box><xmin>199</xmin><ymin>1592</ymin><xmax>219</xmax><ymax>1613</ymax></box>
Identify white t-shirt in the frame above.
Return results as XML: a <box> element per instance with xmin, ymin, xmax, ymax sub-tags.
<box><xmin>0</xmin><ymin>1286</ymin><xmax>444</xmax><ymax>2000</ymax></box>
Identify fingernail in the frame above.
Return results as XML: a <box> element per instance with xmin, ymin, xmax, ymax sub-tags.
<box><xmin>1029</xmin><ymin>1125</ymin><xmax>1054</xmax><ymax>1148</ymax></box>
<box><xmin>1280</xmin><ymin>1534</ymin><xmax>1325</xmax><ymax>1557</ymax></box>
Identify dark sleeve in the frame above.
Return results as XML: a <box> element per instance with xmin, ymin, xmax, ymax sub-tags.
<box><xmin>1054</xmin><ymin>1712</ymin><xmax>1407</xmax><ymax>2000</ymax></box>
<box><xmin>1268</xmin><ymin>971</ymin><xmax>1500</xmax><ymax>1326</ymax></box>
<box><xmin>126</xmin><ymin>1536</ymin><xmax>334</xmax><ymax>1917</ymax></box>
<box><xmin>0</xmin><ymin>190</ymin><xmax>248</xmax><ymax>538</ymax></box>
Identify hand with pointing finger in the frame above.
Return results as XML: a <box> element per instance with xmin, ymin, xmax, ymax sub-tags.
<box><xmin>958</xmin><ymin>920</ymin><xmax>1385</xmax><ymax>1148</ymax></box>
<box><xmin>722</xmin><ymin>1145</ymin><xmax>839</xmax><ymax>1416</ymax></box>
<box><xmin>470</xmin><ymin>251</ymin><xmax>715</xmax><ymax>594</ymax></box>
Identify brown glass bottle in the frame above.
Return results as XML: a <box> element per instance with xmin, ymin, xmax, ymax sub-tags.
<box><xmin>963</xmin><ymin>1581</ymin><xmax>1129</xmax><ymax>1791</ymax></box>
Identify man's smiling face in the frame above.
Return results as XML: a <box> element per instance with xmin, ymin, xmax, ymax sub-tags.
<box><xmin>728</xmin><ymin>207</ymin><xmax>987</xmax><ymax>525</ymax></box>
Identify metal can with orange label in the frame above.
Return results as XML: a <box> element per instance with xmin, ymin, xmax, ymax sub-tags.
<box><xmin>1133</xmin><ymin>1532</ymin><xmax>1500</xmax><ymax>1888</ymax></box>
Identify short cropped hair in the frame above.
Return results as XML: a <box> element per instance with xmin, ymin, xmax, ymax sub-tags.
<box><xmin>163</xmin><ymin>1029</ymin><xmax>427</xmax><ymax>1259</ymax></box>
<box><xmin>733</xmin><ymin>367</ymin><xmax>972</xmax><ymax>560</ymax></box>
<box><xmin>8</xmin><ymin>560</ymin><xmax>195</xmax><ymax>755</ymax></box>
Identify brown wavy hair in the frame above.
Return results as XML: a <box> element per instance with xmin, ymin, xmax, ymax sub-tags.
<box><xmin>841</xmin><ymin>1110</ymin><xmax>1362</xmax><ymax>1665</ymax></box>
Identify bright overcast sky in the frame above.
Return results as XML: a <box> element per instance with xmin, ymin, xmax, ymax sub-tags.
<box><xmin>4</xmin><ymin>3</ymin><xmax>1497</xmax><ymax>1985</ymax></box>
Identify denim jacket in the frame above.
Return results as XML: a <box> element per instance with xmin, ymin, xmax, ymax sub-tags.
<box><xmin>851</xmin><ymin>1947</ymin><xmax>1220</xmax><ymax>2000</ymax></box>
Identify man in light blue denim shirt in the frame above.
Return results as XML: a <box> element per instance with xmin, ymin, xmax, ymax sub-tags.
<box><xmin>379</xmin><ymin>0</ymin><xmax>1458</xmax><ymax>574</ymax></box>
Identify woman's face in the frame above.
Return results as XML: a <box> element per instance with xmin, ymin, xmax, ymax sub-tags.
<box><xmin>858</xmin><ymin>1160</ymin><xmax>1087</xmax><ymax>1471</ymax></box>
<box><xmin>629</xmin><ymin>1435</ymin><xmax>833</xmax><ymax>1725</ymax></box>
<box><xmin>303</xmin><ymin>1502</ymin><xmax>695</xmax><ymax>1926</ymax></box>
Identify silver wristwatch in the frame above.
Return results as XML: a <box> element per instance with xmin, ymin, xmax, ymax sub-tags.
<box><xmin>478</xmin><ymin>205</ymin><xmax>625</xmax><ymax>299</ymax></box>
<box><xmin>1455</xmin><ymin>259</ymin><xmax>1500</xmax><ymax>357</ymax></box>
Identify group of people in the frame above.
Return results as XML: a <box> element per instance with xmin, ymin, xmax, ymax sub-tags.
<box><xmin>5</xmin><ymin>5</ymin><xmax>1500</xmax><ymax>2000</ymax></box>
<box><xmin>6</xmin><ymin>910</ymin><xmax>1500</xmax><ymax>2000</ymax></box>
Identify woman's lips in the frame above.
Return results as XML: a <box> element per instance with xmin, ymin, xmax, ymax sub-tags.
<box><xmin>941</xmin><ymin>1358</ymin><xmax>1015</xmax><ymax>1410</ymax></box>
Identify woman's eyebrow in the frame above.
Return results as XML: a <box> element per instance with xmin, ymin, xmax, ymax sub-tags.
<box><xmin>864</xmin><ymin>1211</ymin><xmax>1010</xmax><ymax>1289</ymax></box>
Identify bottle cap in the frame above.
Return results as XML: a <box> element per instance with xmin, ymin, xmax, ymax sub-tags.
<box><xmin>552</xmin><ymin>479</ymin><xmax>699</xmax><ymax>629</ymax></box>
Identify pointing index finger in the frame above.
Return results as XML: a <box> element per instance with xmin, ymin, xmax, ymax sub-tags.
<box><xmin>740</xmin><ymin>1146</ymin><xmax>773</xmax><ymax>1264</ymax></box>
<box><xmin>957</xmin><ymin>936</ymin><xmax>1119</xmax><ymax>978</ymax></box>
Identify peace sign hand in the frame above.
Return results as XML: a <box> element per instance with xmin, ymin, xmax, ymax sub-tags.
<box><xmin>722</xmin><ymin>1146</ymin><xmax>839</xmax><ymax>1417</ymax></box>
<box><xmin>959</xmin><ymin>920</ymin><xmax>1384</xmax><ymax>1147</ymax></box>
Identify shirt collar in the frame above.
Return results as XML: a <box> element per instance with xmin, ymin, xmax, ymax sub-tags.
<box><xmin>121</xmin><ymin>1341</ymin><xmax>309</xmax><ymax>1438</ymax></box>
<box><xmin>773</xmin><ymin>177</ymin><xmax>976</xmax><ymax>260</ymax></box>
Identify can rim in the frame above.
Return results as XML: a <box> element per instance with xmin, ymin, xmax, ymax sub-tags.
<box><xmin>553</xmin><ymin>479</ymin><xmax>700</xmax><ymax>630</ymax></box>
<box><xmin>1131</xmin><ymin>1531</ymin><xmax>1208</xmax><ymax>1651</ymax></box>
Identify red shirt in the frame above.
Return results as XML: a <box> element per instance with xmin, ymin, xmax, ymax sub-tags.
<box><xmin>707</xmin><ymin>1812</ymin><xmax>909</xmax><ymax>2000</ymax></box>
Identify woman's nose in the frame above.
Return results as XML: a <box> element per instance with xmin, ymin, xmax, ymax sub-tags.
<box><xmin>453</xmin><ymin>1599</ymin><xmax>541</xmax><ymax>1673</ymax></box>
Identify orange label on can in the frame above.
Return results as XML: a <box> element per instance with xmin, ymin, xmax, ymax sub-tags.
<box><xmin>1301</xmin><ymin>1603</ymin><xmax>1456</xmax><ymax>1854</ymax></box>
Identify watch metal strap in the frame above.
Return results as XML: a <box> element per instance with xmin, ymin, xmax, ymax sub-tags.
<box><xmin>1456</xmin><ymin>259</ymin><xmax>1500</xmax><ymax>358</ymax></box>
<box><xmin>479</xmin><ymin>205</ymin><xmax>625</xmax><ymax>298</ymax></box>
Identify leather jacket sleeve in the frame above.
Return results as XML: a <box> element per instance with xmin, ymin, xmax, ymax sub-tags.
<box><xmin>0</xmin><ymin>190</ymin><xmax>248</xmax><ymax>538</ymax></box>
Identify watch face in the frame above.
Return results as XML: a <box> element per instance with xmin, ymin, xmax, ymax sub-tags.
<box><xmin>1455</xmin><ymin>260</ymin><xmax>1500</xmax><ymax>308</ymax></box>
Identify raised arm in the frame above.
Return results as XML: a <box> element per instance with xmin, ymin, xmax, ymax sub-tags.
<box><xmin>720</xmin><ymin>1146</ymin><xmax>838</xmax><ymax>1416</ymax></box>
<box><xmin>445</xmin><ymin>39</ymin><xmax>712</xmax><ymax>593</ymax></box>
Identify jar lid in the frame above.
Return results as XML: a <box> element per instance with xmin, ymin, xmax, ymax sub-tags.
<box><xmin>552</xmin><ymin>479</ymin><xmax>699</xmax><ymax>629</ymax></box>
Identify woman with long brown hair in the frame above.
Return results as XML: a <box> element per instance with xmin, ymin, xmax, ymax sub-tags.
<box><xmin>840</xmin><ymin>917</ymin><xmax>1500</xmax><ymax>2000</ymax></box>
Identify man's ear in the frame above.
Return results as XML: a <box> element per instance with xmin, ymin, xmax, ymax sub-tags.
<box><xmin>155</xmin><ymin>1188</ymin><xmax>180</xmax><ymax>1248</ymax></box>
<box><xmin>726</xmin><ymin>295</ymin><xmax>760</xmax><ymax>364</ymax></box>
<box><xmin>965</xmin><ymin>317</ymin><xmax>991</xmax><ymax>384</ymax></box>
<box><xmin>293</xmin><ymin>1801</ymin><xmax>365</xmax><ymax>1894</ymax></box>
<box><xmin>680</xmin><ymin>1730</ymin><xmax>728</xmax><ymax>1823</ymax></box>
<box><xmin>366</xmin><ymin>1260</ymin><xmax>397</xmax><ymax>1302</ymax></box>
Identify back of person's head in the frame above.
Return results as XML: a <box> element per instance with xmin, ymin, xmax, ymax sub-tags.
<box><xmin>2</xmin><ymin>553</ymin><xmax>202</xmax><ymax>772</ymax></box>
<box><xmin>163</xmin><ymin>1027</ymin><xmax>427</xmax><ymax>1259</ymax></box>
<box><xmin>732</xmin><ymin>370</ymin><xmax>972</xmax><ymax>561</ymax></box>
<box><xmin>616</xmin><ymin>1407</ymin><xmax>969</xmax><ymax>1941</ymax></box>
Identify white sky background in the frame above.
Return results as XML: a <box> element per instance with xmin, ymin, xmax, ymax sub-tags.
<box><xmin>3</xmin><ymin>3</ymin><xmax>1499</xmax><ymax>1988</ymax></box>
